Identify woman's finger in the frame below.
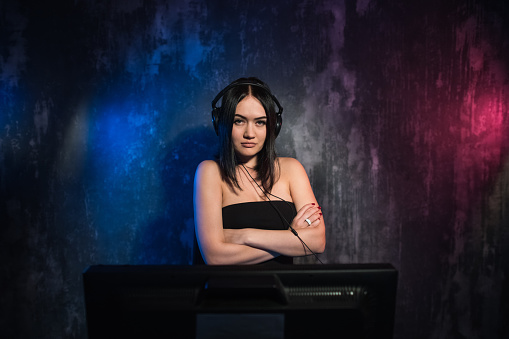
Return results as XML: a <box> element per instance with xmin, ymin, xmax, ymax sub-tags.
<box><xmin>303</xmin><ymin>211</ymin><xmax>322</xmax><ymax>227</ymax></box>
<box><xmin>295</xmin><ymin>203</ymin><xmax>319</xmax><ymax>219</ymax></box>
<box><xmin>292</xmin><ymin>204</ymin><xmax>322</xmax><ymax>229</ymax></box>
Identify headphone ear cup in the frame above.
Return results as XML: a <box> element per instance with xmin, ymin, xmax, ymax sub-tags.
<box><xmin>274</xmin><ymin>112</ymin><xmax>282</xmax><ymax>137</ymax></box>
<box><xmin>212</xmin><ymin>108</ymin><xmax>220</xmax><ymax>136</ymax></box>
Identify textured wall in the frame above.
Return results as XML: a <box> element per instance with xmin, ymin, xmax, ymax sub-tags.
<box><xmin>1</xmin><ymin>0</ymin><xmax>508</xmax><ymax>338</ymax></box>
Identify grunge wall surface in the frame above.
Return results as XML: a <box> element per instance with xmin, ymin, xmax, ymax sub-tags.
<box><xmin>1</xmin><ymin>1</ymin><xmax>508</xmax><ymax>338</ymax></box>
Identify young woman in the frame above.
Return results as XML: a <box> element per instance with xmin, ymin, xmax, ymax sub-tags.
<box><xmin>193</xmin><ymin>77</ymin><xmax>325</xmax><ymax>265</ymax></box>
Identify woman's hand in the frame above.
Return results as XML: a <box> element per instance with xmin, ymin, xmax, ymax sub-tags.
<box><xmin>291</xmin><ymin>203</ymin><xmax>322</xmax><ymax>230</ymax></box>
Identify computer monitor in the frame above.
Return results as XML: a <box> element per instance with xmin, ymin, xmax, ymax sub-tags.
<box><xmin>82</xmin><ymin>264</ymin><xmax>398</xmax><ymax>339</ymax></box>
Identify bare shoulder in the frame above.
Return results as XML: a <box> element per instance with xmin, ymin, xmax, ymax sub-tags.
<box><xmin>195</xmin><ymin>160</ymin><xmax>222</xmax><ymax>183</ymax></box>
<box><xmin>278</xmin><ymin>157</ymin><xmax>307</xmax><ymax>178</ymax></box>
<box><xmin>196</xmin><ymin>159</ymin><xmax>220</xmax><ymax>173</ymax></box>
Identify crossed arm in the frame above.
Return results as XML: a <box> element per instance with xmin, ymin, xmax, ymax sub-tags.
<box><xmin>193</xmin><ymin>158</ymin><xmax>326</xmax><ymax>265</ymax></box>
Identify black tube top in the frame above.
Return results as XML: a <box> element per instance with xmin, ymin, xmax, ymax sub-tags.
<box><xmin>222</xmin><ymin>201</ymin><xmax>297</xmax><ymax>265</ymax></box>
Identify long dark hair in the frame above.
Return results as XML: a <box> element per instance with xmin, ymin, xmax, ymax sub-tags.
<box><xmin>215</xmin><ymin>77</ymin><xmax>280</xmax><ymax>192</ymax></box>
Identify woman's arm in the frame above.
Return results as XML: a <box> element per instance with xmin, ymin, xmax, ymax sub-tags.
<box><xmin>224</xmin><ymin>158</ymin><xmax>326</xmax><ymax>257</ymax></box>
<box><xmin>193</xmin><ymin>160</ymin><xmax>279</xmax><ymax>265</ymax></box>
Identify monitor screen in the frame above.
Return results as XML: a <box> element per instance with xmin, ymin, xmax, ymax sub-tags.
<box><xmin>82</xmin><ymin>264</ymin><xmax>398</xmax><ymax>339</ymax></box>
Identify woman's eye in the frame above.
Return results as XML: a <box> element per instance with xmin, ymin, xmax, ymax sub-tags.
<box><xmin>256</xmin><ymin>120</ymin><xmax>267</xmax><ymax>126</ymax></box>
<box><xmin>234</xmin><ymin>119</ymin><xmax>245</xmax><ymax>125</ymax></box>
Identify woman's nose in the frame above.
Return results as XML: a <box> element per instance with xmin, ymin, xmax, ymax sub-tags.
<box><xmin>243</xmin><ymin>123</ymin><xmax>255</xmax><ymax>138</ymax></box>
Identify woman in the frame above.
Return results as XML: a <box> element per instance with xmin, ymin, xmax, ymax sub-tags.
<box><xmin>193</xmin><ymin>77</ymin><xmax>325</xmax><ymax>265</ymax></box>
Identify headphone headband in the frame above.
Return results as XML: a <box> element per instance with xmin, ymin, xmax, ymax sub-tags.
<box><xmin>211</xmin><ymin>80</ymin><xmax>283</xmax><ymax>137</ymax></box>
<box><xmin>211</xmin><ymin>81</ymin><xmax>283</xmax><ymax>115</ymax></box>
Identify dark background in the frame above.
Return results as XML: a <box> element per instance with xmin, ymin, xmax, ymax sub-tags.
<box><xmin>1</xmin><ymin>0</ymin><xmax>508</xmax><ymax>338</ymax></box>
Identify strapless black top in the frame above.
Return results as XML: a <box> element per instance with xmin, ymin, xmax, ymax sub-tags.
<box><xmin>193</xmin><ymin>201</ymin><xmax>297</xmax><ymax>265</ymax></box>
<box><xmin>223</xmin><ymin>201</ymin><xmax>297</xmax><ymax>264</ymax></box>
<box><xmin>222</xmin><ymin>201</ymin><xmax>296</xmax><ymax>230</ymax></box>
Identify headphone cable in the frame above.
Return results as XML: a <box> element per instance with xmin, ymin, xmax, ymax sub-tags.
<box><xmin>240</xmin><ymin>164</ymin><xmax>323</xmax><ymax>264</ymax></box>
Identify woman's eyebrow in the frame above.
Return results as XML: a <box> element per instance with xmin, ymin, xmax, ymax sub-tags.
<box><xmin>234</xmin><ymin>114</ymin><xmax>267</xmax><ymax>120</ymax></box>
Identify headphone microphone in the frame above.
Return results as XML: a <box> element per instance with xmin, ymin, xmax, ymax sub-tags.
<box><xmin>211</xmin><ymin>80</ymin><xmax>284</xmax><ymax>137</ymax></box>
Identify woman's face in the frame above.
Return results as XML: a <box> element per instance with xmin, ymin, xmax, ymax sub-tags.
<box><xmin>231</xmin><ymin>95</ymin><xmax>267</xmax><ymax>163</ymax></box>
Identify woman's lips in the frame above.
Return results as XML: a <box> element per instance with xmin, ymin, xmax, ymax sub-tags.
<box><xmin>241</xmin><ymin>142</ymin><xmax>256</xmax><ymax>148</ymax></box>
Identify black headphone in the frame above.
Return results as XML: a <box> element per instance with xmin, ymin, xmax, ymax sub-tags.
<box><xmin>211</xmin><ymin>80</ymin><xmax>283</xmax><ymax>137</ymax></box>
